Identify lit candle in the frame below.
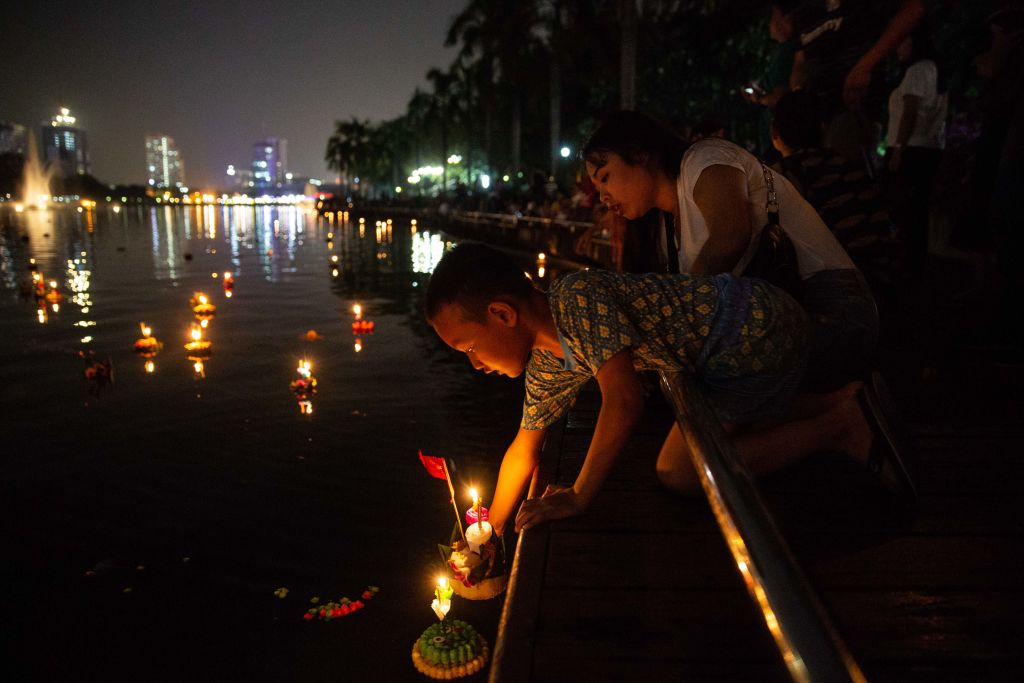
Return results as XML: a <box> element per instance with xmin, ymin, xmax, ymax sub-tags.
<box><xmin>140</xmin><ymin>322</ymin><xmax>152</xmax><ymax>337</ymax></box>
<box><xmin>470</xmin><ymin>488</ymin><xmax>482</xmax><ymax>531</ymax></box>
<box><xmin>431</xmin><ymin>575</ymin><xmax>452</xmax><ymax>623</ymax></box>
<box><xmin>353</xmin><ymin>303</ymin><xmax>362</xmax><ymax>319</ymax></box>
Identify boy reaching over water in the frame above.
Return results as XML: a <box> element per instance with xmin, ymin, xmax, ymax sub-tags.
<box><xmin>425</xmin><ymin>243</ymin><xmax>910</xmax><ymax>536</ymax></box>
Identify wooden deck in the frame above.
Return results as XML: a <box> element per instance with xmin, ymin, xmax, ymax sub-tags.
<box><xmin>491</xmin><ymin>265</ymin><xmax>1024</xmax><ymax>682</ymax></box>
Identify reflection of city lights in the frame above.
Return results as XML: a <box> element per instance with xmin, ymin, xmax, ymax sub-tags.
<box><xmin>411</xmin><ymin>231</ymin><xmax>446</xmax><ymax>274</ymax></box>
<box><xmin>299</xmin><ymin>400</ymin><xmax>313</xmax><ymax>415</ymax></box>
<box><xmin>537</xmin><ymin>265</ymin><xmax>546</xmax><ymax>278</ymax></box>
<box><xmin>37</xmin><ymin>307</ymin><xmax>46</xmax><ymax>324</ymax></box>
<box><xmin>331</xmin><ymin>269</ymin><xmax>339</xmax><ymax>278</ymax></box>
<box><xmin>354</xmin><ymin>339</ymin><xmax>363</xmax><ymax>353</ymax></box>
<box><xmin>352</xmin><ymin>303</ymin><xmax>362</xmax><ymax>318</ymax></box>
<box><xmin>112</xmin><ymin>205</ymin><xmax>121</xmax><ymax>213</ymax></box>
<box><xmin>52</xmin><ymin>303</ymin><xmax>59</xmax><ymax>312</ymax></box>
<box><xmin>331</xmin><ymin>254</ymin><xmax>339</xmax><ymax>263</ymax></box>
<box><xmin>81</xmin><ymin>335</ymin><xmax>92</xmax><ymax>343</ymax></box>
<box><xmin>224</xmin><ymin>290</ymin><xmax>233</xmax><ymax>298</ymax></box>
<box><xmin>145</xmin><ymin>360</ymin><xmax>155</xmax><ymax>373</ymax></box>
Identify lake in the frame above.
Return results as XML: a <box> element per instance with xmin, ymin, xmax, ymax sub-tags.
<box><xmin>1</xmin><ymin>202</ymin><xmax>540</xmax><ymax>681</ymax></box>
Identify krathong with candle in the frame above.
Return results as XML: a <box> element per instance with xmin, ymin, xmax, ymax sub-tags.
<box><xmin>351</xmin><ymin>302</ymin><xmax>375</xmax><ymax>334</ymax></box>
<box><xmin>183</xmin><ymin>325</ymin><xmax>212</xmax><ymax>354</ymax></box>
<box><xmin>290</xmin><ymin>359</ymin><xmax>318</xmax><ymax>412</ymax></box>
<box><xmin>438</xmin><ymin>488</ymin><xmax>506</xmax><ymax>600</ymax></box>
<box><xmin>190</xmin><ymin>292</ymin><xmax>217</xmax><ymax>319</ymax></box>
<box><xmin>133</xmin><ymin>322</ymin><xmax>163</xmax><ymax>356</ymax></box>
<box><xmin>222</xmin><ymin>272</ymin><xmax>234</xmax><ymax>296</ymax></box>
<box><xmin>412</xmin><ymin>577</ymin><xmax>489</xmax><ymax>679</ymax></box>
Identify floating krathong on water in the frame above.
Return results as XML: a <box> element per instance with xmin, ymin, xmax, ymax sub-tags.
<box><xmin>133</xmin><ymin>322</ymin><xmax>163</xmax><ymax>356</ymax></box>
<box><xmin>183</xmin><ymin>325</ymin><xmax>212</xmax><ymax>355</ymax></box>
<box><xmin>190</xmin><ymin>292</ymin><xmax>217</xmax><ymax>318</ymax></box>
<box><xmin>290</xmin><ymin>359</ymin><xmax>317</xmax><ymax>414</ymax></box>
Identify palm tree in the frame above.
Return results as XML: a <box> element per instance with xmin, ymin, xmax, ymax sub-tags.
<box><xmin>325</xmin><ymin>118</ymin><xmax>371</xmax><ymax>196</ymax></box>
<box><xmin>446</xmin><ymin>0</ymin><xmax>542</xmax><ymax>175</ymax></box>
<box><xmin>426</xmin><ymin>67</ymin><xmax>457</xmax><ymax>194</ymax></box>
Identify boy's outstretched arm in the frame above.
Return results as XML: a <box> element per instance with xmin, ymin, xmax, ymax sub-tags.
<box><xmin>489</xmin><ymin>426</ymin><xmax>548</xmax><ymax>537</ymax></box>
<box><xmin>515</xmin><ymin>349</ymin><xmax>645</xmax><ymax>532</ymax></box>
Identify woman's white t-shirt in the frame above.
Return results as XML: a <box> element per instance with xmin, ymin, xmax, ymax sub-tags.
<box><xmin>885</xmin><ymin>59</ymin><xmax>947</xmax><ymax>149</ymax></box>
<box><xmin>672</xmin><ymin>138</ymin><xmax>854</xmax><ymax>278</ymax></box>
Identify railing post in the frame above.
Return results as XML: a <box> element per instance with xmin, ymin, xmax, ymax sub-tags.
<box><xmin>659</xmin><ymin>371</ymin><xmax>866</xmax><ymax>683</ymax></box>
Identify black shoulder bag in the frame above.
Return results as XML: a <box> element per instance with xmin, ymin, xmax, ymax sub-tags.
<box><xmin>741</xmin><ymin>162</ymin><xmax>804</xmax><ymax>300</ymax></box>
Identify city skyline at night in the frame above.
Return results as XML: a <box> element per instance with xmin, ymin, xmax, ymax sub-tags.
<box><xmin>0</xmin><ymin>0</ymin><xmax>465</xmax><ymax>187</ymax></box>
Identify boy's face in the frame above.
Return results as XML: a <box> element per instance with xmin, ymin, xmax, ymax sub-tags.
<box><xmin>431</xmin><ymin>300</ymin><xmax>532</xmax><ymax>378</ymax></box>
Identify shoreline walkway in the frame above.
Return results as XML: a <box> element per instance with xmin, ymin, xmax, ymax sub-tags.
<box><xmin>490</xmin><ymin>255</ymin><xmax>1023</xmax><ymax>682</ymax></box>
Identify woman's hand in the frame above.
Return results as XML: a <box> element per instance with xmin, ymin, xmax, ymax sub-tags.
<box><xmin>514</xmin><ymin>484</ymin><xmax>582</xmax><ymax>533</ymax></box>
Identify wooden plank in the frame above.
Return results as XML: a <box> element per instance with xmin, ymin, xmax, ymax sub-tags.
<box><xmin>543</xmin><ymin>530</ymin><xmax>1023</xmax><ymax>591</ymax></box>
<box><xmin>824</xmin><ymin>589</ymin><xmax>1024</xmax><ymax>660</ymax></box>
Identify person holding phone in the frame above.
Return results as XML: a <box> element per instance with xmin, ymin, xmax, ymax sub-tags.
<box><xmin>744</xmin><ymin>1</ymin><xmax>799</xmax><ymax>159</ymax></box>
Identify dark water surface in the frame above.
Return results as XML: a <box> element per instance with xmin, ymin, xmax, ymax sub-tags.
<box><xmin>1</xmin><ymin>204</ymin><xmax>530</xmax><ymax>681</ymax></box>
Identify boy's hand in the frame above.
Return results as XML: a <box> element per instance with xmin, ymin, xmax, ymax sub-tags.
<box><xmin>514</xmin><ymin>484</ymin><xmax>581</xmax><ymax>532</ymax></box>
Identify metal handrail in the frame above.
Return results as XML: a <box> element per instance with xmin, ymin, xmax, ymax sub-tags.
<box><xmin>658</xmin><ymin>371</ymin><xmax>866</xmax><ymax>683</ymax></box>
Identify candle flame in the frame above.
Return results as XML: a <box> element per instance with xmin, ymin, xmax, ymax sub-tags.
<box><xmin>140</xmin><ymin>323</ymin><xmax>152</xmax><ymax>337</ymax></box>
<box><xmin>191</xmin><ymin>327</ymin><xmax>202</xmax><ymax>341</ymax></box>
<box><xmin>469</xmin><ymin>487</ymin><xmax>478</xmax><ymax>503</ymax></box>
<box><xmin>200</xmin><ymin>318</ymin><xmax>209</xmax><ymax>328</ymax></box>
<box><xmin>49</xmin><ymin>280</ymin><xmax>58</xmax><ymax>289</ymax></box>
<box><xmin>437</xmin><ymin>576</ymin><xmax>448</xmax><ymax>589</ymax></box>
<box><xmin>198</xmin><ymin>294</ymin><xmax>208</xmax><ymax>305</ymax></box>
<box><xmin>352</xmin><ymin>303</ymin><xmax>362</xmax><ymax>317</ymax></box>
<box><xmin>145</xmin><ymin>360</ymin><xmax>155</xmax><ymax>373</ymax></box>
<box><xmin>193</xmin><ymin>360</ymin><xmax>204</xmax><ymax>374</ymax></box>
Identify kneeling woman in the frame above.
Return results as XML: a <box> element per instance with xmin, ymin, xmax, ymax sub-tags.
<box><xmin>426</xmin><ymin>244</ymin><xmax>883</xmax><ymax>535</ymax></box>
<box><xmin>583</xmin><ymin>110</ymin><xmax>877</xmax><ymax>393</ymax></box>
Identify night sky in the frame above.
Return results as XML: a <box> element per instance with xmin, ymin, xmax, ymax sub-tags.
<box><xmin>1</xmin><ymin>1</ymin><xmax>466</xmax><ymax>187</ymax></box>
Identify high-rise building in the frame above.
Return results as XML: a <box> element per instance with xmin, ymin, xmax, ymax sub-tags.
<box><xmin>0</xmin><ymin>121</ymin><xmax>27</xmax><ymax>155</ymax></box>
<box><xmin>145</xmin><ymin>135</ymin><xmax>186</xmax><ymax>188</ymax></box>
<box><xmin>251</xmin><ymin>138</ymin><xmax>287</xmax><ymax>186</ymax></box>
<box><xmin>41</xmin><ymin>107</ymin><xmax>89</xmax><ymax>176</ymax></box>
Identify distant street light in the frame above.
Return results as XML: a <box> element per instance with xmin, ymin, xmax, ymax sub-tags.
<box><xmin>447</xmin><ymin>154</ymin><xmax>462</xmax><ymax>165</ymax></box>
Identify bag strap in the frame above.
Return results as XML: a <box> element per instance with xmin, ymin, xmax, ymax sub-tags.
<box><xmin>760</xmin><ymin>160</ymin><xmax>780</xmax><ymax>226</ymax></box>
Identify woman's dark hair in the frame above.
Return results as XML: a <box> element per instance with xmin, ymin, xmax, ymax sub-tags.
<box><xmin>772</xmin><ymin>89</ymin><xmax>823</xmax><ymax>150</ymax></box>
<box><xmin>424</xmin><ymin>242</ymin><xmax>536</xmax><ymax>322</ymax></box>
<box><xmin>904</xmin><ymin>20</ymin><xmax>948</xmax><ymax>94</ymax></box>
<box><xmin>581</xmin><ymin>110</ymin><xmax>689</xmax><ymax>178</ymax></box>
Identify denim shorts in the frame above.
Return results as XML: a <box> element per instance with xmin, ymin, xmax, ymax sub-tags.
<box><xmin>800</xmin><ymin>268</ymin><xmax>879</xmax><ymax>392</ymax></box>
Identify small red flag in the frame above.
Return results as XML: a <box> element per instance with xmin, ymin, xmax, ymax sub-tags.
<box><xmin>418</xmin><ymin>450</ymin><xmax>447</xmax><ymax>480</ymax></box>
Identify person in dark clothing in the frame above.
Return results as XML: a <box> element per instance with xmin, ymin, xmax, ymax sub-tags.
<box><xmin>771</xmin><ymin>89</ymin><xmax>898</xmax><ymax>295</ymax></box>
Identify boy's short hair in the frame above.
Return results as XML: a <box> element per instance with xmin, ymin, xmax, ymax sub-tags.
<box><xmin>425</xmin><ymin>243</ymin><xmax>536</xmax><ymax>322</ymax></box>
